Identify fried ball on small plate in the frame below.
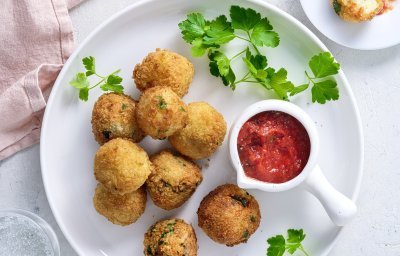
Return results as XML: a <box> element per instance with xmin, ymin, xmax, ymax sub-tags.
<box><xmin>169</xmin><ymin>102</ymin><xmax>226</xmax><ymax>160</ymax></box>
<box><xmin>332</xmin><ymin>0</ymin><xmax>384</xmax><ymax>22</ymax></box>
<box><xmin>136</xmin><ymin>86</ymin><xmax>188</xmax><ymax>139</ymax></box>
<box><xmin>133</xmin><ymin>48</ymin><xmax>194</xmax><ymax>97</ymax></box>
<box><xmin>94</xmin><ymin>138</ymin><xmax>152</xmax><ymax>194</ymax></box>
<box><xmin>146</xmin><ymin>150</ymin><xmax>202</xmax><ymax>210</ymax></box>
<box><xmin>91</xmin><ymin>93</ymin><xmax>145</xmax><ymax>145</ymax></box>
<box><xmin>93</xmin><ymin>183</ymin><xmax>146</xmax><ymax>226</ymax></box>
<box><xmin>144</xmin><ymin>218</ymin><xmax>197</xmax><ymax>256</ymax></box>
<box><xmin>197</xmin><ymin>184</ymin><xmax>261</xmax><ymax>246</ymax></box>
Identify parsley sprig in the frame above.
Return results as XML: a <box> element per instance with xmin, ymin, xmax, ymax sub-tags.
<box><xmin>178</xmin><ymin>6</ymin><xmax>340</xmax><ymax>104</ymax></box>
<box><xmin>266</xmin><ymin>229</ymin><xmax>310</xmax><ymax>256</ymax></box>
<box><xmin>69</xmin><ymin>56</ymin><xmax>124</xmax><ymax>101</ymax></box>
<box><xmin>305</xmin><ymin>52</ymin><xmax>340</xmax><ymax>104</ymax></box>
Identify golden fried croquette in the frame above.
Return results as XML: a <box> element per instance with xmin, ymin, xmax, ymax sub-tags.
<box><xmin>93</xmin><ymin>183</ymin><xmax>146</xmax><ymax>226</ymax></box>
<box><xmin>91</xmin><ymin>93</ymin><xmax>145</xmax><ymax>145</ymax></box>
<box><xmin>94</xmin><ymin>138</ymin><xmax>152</xmax><ymax>194</ymax></box>
<box><xmin>144</xmin><ymin>218</ymin><xmax>197</xmax><ymax>256</ymax></box>
<box><xmin>133</xmin><ymin>49</ymin><xmax>194</xmax><ymax>97</ymax></box>
<box><xmin>168</xmin><ymin>102</ymin><xmax>227</xmax><ymax>160</ymax></box>
<box><xmin>197</xmin><ymin>184</ymin><xmax>261</xmax><ymax>246</ymax></box>
<box><xmin>136</xmin><ymin>86</ymin><xmax>188</xmax><ymax>139</ymax></box>
<box><xmin>146</xmin><ymin>150</ymin><xmax>202</xmax><ymax>210</ymax></box>
<box><xmin>333</xmin><ymin>0</ymin><xmax>384</xmax><ymax>22</ymax></box>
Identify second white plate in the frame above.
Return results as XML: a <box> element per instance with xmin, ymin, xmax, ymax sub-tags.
<box><xmin>300</xmin><ymin>0</ymin><xmax>400</xmax><ymax>50</ymax></box>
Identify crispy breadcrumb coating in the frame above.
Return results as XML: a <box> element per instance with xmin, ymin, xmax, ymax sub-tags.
<box><xmin>197</xmin><ymin>184</ymin><xmax>261</xmax><ymax>246</ymax></box>
<box><xmin>91</xmin><ymin>93</ymin><xmax>145</xmax><ymax>145</ymax></box>
<box><xmin>136</xmin><ymin>86</ymin><xmax>188</xmax><ymax>139</ymax></box>
<box><xmin>146</xmin><ymin>150</ymin><xmax>202</xmax><ymax>210</ymax></box>
<box><xmin>144</xmin><ymin>218</ymin><xmax>198</xmax><ymax>256</ymax></box>
<box><xmin>94</xmin><ymin>138</ymin><xmax>152</xmax><ymax>194</ymax></box>
<box><xmin>169</xmin><ymin>102</ymin><xmax>226</xmax><ymax>160</ymax></box>
<box><xmin>93</xmin><ymin>183</ymin><xmax>146</xmax><ymax>226</ymax></box>
<box><xmin>133</xmin><ymin>49</ymin><xmax>194</xmax><ymax>97</ymax></box>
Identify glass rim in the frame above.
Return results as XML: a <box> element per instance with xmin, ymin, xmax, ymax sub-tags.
<box><xmin>0</xmin><ymin>208</ymin><xmax>60</xmax><ymax>256</ymax></box>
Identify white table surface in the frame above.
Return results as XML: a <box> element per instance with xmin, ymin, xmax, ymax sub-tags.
<box><xmin>1</xmin><ymin>0</ymin><xmax>399</xmax><ymax>255</ymax></box>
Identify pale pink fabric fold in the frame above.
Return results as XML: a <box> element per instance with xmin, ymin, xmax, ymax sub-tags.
<box><xmin>0</xmin><ymin>0</ymin><xmax>84</xmax><ymax>160</ymax></box>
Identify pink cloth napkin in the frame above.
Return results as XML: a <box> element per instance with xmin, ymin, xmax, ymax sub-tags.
<box><xmin>0</xmin><ymin>0</ymin><xmax>83</xmax><ymax>160</ymax></box>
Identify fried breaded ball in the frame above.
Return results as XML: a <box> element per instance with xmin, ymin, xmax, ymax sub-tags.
<box><xmin>197</xmin><ymin>184</ymin><xmax>261</xmax><ymax>246</ymax></box>
<box><xmin>168</xmin><ymin>102</ymin><xmax>226</xmax><ymax>160</ymax></box>
<box><xmin>93</xmin><ymin>183</ymin><xmax>146</xmax><ymax>226</ymax></box>
<box><xmin>136</xmin><ymin>86</ymin><xmax>188</xmax><ymax>139</ymax></box>
<box><xmin>146</xmin><ymin>150</ymin><xmax>202</xmax><ymax>210</ymax></box>
<box><xmin>94</xmin><ymin>138</ymin><xmax>152</xmax><ymax>194</ymax></box>
<box><xmin>133</xmin><ymin>49</ymin><xmax>194</xmax><ymax>97</ymax></box>
<box><xmin>91</xmin><ymin>93</ymin><xmax>145</xmax><ymax>145</ymax></box>
<box><xmin>332</xmin><ymin>0</ymin><xmax>384</xmax><ymax>22</ymax></box>
<box><xmin>144</xmin><ymin>218</ymin><xmax>197</xmax><ymax>256</ymax></box>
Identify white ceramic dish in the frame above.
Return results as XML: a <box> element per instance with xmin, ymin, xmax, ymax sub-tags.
<box><xmin>300</xmin><ymin>0</ymin><xmax>400</xmax><ymax>50</ymax></box>
<box><xmin>40</xmin><ymin>0</ymin><xmax>364</xmax><ymax>255</ymax></box>
<box><xmin>229</xmin><ymin>100</ymin><xmax>357</xmax><ymax>226</ymax></box>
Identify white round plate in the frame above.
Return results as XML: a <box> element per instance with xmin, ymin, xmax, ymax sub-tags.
<box><xmin>300</xmin><ymin>0</ymin><xmax>400</xmax><ymax>50</ymax></box>
<box><xmin>40</xmin><ymin>0</ymin><xmax>364</xmax><ymax>255</ymax></box>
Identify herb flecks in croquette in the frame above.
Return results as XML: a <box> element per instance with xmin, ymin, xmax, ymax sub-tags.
<box><xmin>250</xmin><ymin>215</ymin><xmax>257</xmax><ymax>222</ymax></box>
<box><xmin>121</xmin><ymin>103</ymin><xmax>128</xmax><ymax>110</ymax></box>
<box><xmin>162</xmin><ymin>180</ymin><xmax>172</xmax><ymax>188</ymax></box>
<box><xmin>159</xmin><ymin>221</ymin><xmax>176</xmax><ymax>243</ymax></box>
<box><xmin>230</xmin><ymin>194</ymin><xmax>249</xmax><ymax>207</ymax></box>
<box><xmin>242</xmin><ymin>230</ymin><xmax>250</xmax><ymax>239</ymax></box>
<box><xmin>179</xmin><ymin>106</ymin><xmax>186</xmax><ymax>112</ymax></box>
<box><xmin>146</xmin><ymin>245</ymin><xmax>154</xmax><ymax>256</ymax></box>
<box><xmin>333</xmin><ymin>0</ymin><xmax>341</xmax><ymax>14</ymax></box>
<box><xmin>157</xmin><ymin>96</ymin><xmax>168</xmax><ymax>109</ymax></box>
<box><xmin>102</xmin><ymin>131</ymin><xmax>111</xmax><ymax>140</ymax></box>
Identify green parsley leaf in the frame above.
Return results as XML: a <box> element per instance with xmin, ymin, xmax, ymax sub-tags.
<box><xmin>82</xmin><ymin>56</ymin><xmax>95</xmax><ymax>76</ymax></box>
<box><xmin>243</xmin><ymin>49</ymin><xmax>269</xmax><ymax>82</ymax></box>
<box><xmin>251</xmin><ymin>18</ymin><xmax>280</xmax><ymax>48</ymax></box>
<box><xmin>242</xmin><ymin>57</ymin><xmax>257</xmax><ymax>76</ymax></box>
<box><xmin>268</xmin><ymin>68</ymin><xmax>294</xmax><ymax>100</ymax></box>
<box><xmin>106</xmin><ymin>74</ymin><xmax>123</xmax><ymax>85</ymax></box>
<box><xmin>230</xmin><ymin>5</ymin><xmax>261</xmax><ymax>31</ymax></box>
<box><xmin>246</xmin><ymin>48</ymin><xmax>267</xmax><ymax>70</ymax></box>
<box><xmin>190</xmin><ymin>38</ymin><xmax>208</xmax><ymax>57</ymax></box>
<box><xmin>178</xmin><ymin>13</ymin><xmax>207</xmax><ymax>43</ymax></box>
<box><xmin>309</xmin><ymin>52</ymin><xmax>340</xmax><ymax>78</ymax></box>
<box><xmin>267</xmin><ymin>235</ymin><xmax>286</xmax><ymax>256</ymax></box>
<box><xmin>209</xmin><ymin>51</ymin><xmax>236</xmax><ymax>88</ymax></box>
<box><xmin>289</xmin><ymin>84</ymin><xmax>309</xmax><ymax>96</ymax></box>
<box><xmin>100</xmin><ymin>83</ymin><xmax>124</xmax><ymax>93</ymax></box>
<box><xmin>286</xmin><ymin>229</ymin><xmax>306</xmax><ymax>254</ymax></box>
<box><xmin>69</xmin><ymin>72</ymin><xmax>89</xmax><ymax>89</ymax></box>
<box><xmin>211</xmin><ymin>51</ymin><xmax>230</xmax><ymax>76</ymax></box>
<box><xmin>311</xmin><ymin>80</ymin><xmax>339</xmax><ymax>104</ymax></box>
<box><xmin>100</xmin><ymin>75</ymin><xmax>124</xmax><ymax>93</ymax></box>
<box><xmin>266</xmin><ymin>229</ymin><xmax>309</xmax><ymax>256</ymax></box>
<box><xmin>203</xmin><ymin>15</ymin><xmax>235</xmax><ymax>46</ymax></box>
<box><xmin>79</xmin><ymin>87</ymin><xmax>89</xmax><ymax>101</ymax></box>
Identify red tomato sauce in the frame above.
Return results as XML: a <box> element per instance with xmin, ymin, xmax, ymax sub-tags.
<box><xmin>237</xmin><ymin>111</ymin><xmax>311</xmax><ymax>184</ymax></box>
